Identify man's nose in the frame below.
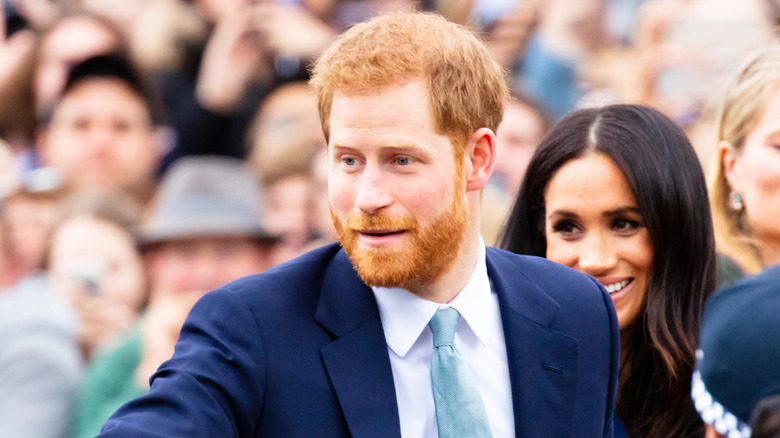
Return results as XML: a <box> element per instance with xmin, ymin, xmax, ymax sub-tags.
<box><xmin>189</xmin><ymin>251</ymin><xmax>226</xmax><ymax>292</ymax></box>
<box><xmin>577</xmin><ymin>234</ymin><xmax>618</xmax><ymax>276</ymax></box>
<box><xmin>354</xmin><ymin>163</ymin><xmax>393</xmax><ymax>215</ymax></box>
<box><xmin>86</xmin><ymin>124</ymin><xmax>116</xmax><ymax>149</ymax></box>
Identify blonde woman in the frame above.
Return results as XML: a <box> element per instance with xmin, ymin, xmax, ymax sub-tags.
<box><xmin>711</xmin><ymin>44</ymin><xmax>780</xmax><ymax>276</ymax></box>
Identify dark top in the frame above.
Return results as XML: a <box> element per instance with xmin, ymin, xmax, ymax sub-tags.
<box><xmin>98</xmin><ymin>243</ymin><xmax>620</xmax><ymax>437</ymax></box>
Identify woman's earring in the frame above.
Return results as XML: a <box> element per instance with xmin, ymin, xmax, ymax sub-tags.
<box><xmin>729</xmin><ymin>191</ymin><xmax>744</xmax><ymax>211</ymax></box>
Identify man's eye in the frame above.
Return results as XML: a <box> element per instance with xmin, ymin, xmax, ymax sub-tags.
<box><xmin>343</xmin><ymin>157</ymin><xmax>355</xmax><ymax>166</ymax></box>
<box><xmin>395</xmin><ymin>157</ymin><xmax>410</xmax><ymax>165</ymax></box>
<box><xmin>114</xmin><ymin>121</ymin><xmax>132</xmax><ymax>132</ymax></box>
<box><xmin>71</xmin><ymin>119</ymin><xmax>90</xmax><ymax>131</ymax></box>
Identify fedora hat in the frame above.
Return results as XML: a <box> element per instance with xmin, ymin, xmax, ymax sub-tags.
<box><xmin>138</xmin><ymin>156</ymin><xmax>277</xmax><ymax>245</ymax></box>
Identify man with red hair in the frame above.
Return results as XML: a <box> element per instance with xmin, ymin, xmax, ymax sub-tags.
<box><xmin>99</xmin><ymin>12</ymin><xmax>618</xmax><ymax>438</ymax></box>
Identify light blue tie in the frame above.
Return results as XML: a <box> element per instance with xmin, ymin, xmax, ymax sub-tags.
<box><xmin>429</xmin><ymin>307</ymin><xmax>492</xmax><ymax>438</ymax></box>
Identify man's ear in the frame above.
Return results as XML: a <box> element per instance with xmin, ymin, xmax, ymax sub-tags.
<box><xmin>720</xmin><ymin>140</ymin><xmax>743</xmax><ymax>193</ymax></box>
<box><xmin>465</xmin><ymin>127</ymin><xmax>496</xmax><ymax>192</ymax></box>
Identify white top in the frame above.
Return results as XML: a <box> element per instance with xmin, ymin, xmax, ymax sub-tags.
<box><xmin>371</xmin><ymin>240</ymin><xmax>514</xmax><ymax>438</ymax></box>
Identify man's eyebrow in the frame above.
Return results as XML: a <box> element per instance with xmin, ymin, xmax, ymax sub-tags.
<box><xmin>383</xmin><ymin>144</ymin><xmax>428</xmax><ymax>155</ymax></box>
<box><xmin>330</xmin><ymin>143</ymin><xmax>426</xmax><ymax>152</ymax></box>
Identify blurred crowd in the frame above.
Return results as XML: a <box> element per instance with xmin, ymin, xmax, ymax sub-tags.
<box><xmin>1</xmin><ymin>0</ymin><xmax>780</xmax><ymax>437</ymax></box>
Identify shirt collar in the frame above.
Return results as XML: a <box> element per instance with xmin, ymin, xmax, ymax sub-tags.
<box><xmin>372</xmin><ymin>238</ymin><xmax>495</xmax><ymax>357</ymax></box>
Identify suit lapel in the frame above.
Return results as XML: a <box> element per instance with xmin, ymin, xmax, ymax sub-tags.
<box><xmin>313</xmin><ymin>247</ymin><xmax>580</xmax><ymax>437</ymax></box>
<box><xmin>487</xmin><ymin>249</ymin><xmax>579</xmax><ymax>437</ymax></box>
<box><xmin>315</xmin><ymin>249</ymin><xmax>402</xmax><ymax>438</ymax></box>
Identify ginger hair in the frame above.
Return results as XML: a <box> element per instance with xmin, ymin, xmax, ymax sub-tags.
<box><xmin>309</xmin><ymin>12</ymin><xmax>508</xmax><ymax>151</ymax></box>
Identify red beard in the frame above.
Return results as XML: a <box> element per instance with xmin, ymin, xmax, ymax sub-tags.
<box><xmin>332</xmin><ymin>184</ymin><xmax>467</xmax><ymax>291</ymax></box>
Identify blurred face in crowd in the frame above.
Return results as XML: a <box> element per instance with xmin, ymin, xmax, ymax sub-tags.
<box><xmin>544</xmin><ymin>152</ymin><xmax>653</xmax><ymax>330</ymax></box>
<box><xmin>49</xmin><ymin>215</ymin><xmax>147</xmax><ymax>310</ymax></box>
<box><xmin>36</xmin><ymin>16</ymin><xmax>121</xmax><ymax>110</ymax></box>
<box><xmin>145</xmin><ymin>236</ymin><xmax>271</xmax><ymax>297</ymax></box>
<box><xmin>2</xmin><ymin>194</ymin><xmax>59</xmax><ymax>276</ymax></box>
<box><xmin>248</xmin><ymin>83</ymin><xmax>324</xmax><ymax>190</ymax></box>
<box><xmin>265</xmin><ymin>173</ymin><xmax>312</xmax><ymax>264</ymax></box>
<box><xmin>40</xmin><ymin>78</ymin><xmax>158</xmax><ymax>195</ymax></box>
<box><xmin>328</xmin><ymin>80</ymin><xmax>469</xmax><ymax>291</ymax></box>
<box><xmin>723</xmin><ymin>87</ymin><xmax>780</xmax><ymax>263</ymax></box>
<box><xmin>252</xmin><ymin>83</ymin><xmax>324</xmax><ymax>164</ymax></box>
<box><xmin>250</xmin><ymin>84</ymin><xmax>324</xmax><ymax>264</ymax></box>
<box><xmin>493</xmin><ymin>100</ymin><xmax>545</xmax><ymax>194</ymax></box>
<box><xmin>311</xmin><ymin>148</ymin><xmax>337</xmax><ymax>242</ymax></box>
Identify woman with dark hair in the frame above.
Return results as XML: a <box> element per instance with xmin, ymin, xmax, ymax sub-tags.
<box><xmin>499</xmin><ymin>104</ymin><xmax>715</xmax><ymax>438</ymax></box>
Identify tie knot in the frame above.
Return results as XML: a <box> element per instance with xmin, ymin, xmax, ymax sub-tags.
<box><xmin>429</xmin><ymin>307</ymin><xmax>460</xmax><ymax>347</ymax></box>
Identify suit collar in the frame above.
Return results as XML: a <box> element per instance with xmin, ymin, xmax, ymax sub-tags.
<box><xmin>315</xmin><ymin>246</ymin><xmax>574</xmax><ymax>438</ymax></box>
<box><xmin>314</xmin><ymin>248</ymin><xmax>378</xmax><ymax>337</ymax></box>
<box><xmin>486</xmin><ymin>247</ymin><xmax>560</xmax><ymax>326</ymax></box>
<box><xmin>486</xmin><ymin>247</ymin><xmax>580</xmax><ymax>437</ymax></box>
<box><xmin>315</xmin><ymin>247</ymin><xmax>403</xmax><ymax>438</ymax></box>
<box><xmin>371</xmin><ymin>240</ymin><xmax>495</xmax><ymax>357</ymax></box>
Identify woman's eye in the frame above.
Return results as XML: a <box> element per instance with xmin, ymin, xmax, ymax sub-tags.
<box><xmin>395</xmin><ymin>156</ymin><xmax>410</xmax><ymax>166</ymax></box>
<box><xmin>612</xmin><ymin>218</ymin><xmax>640</xmax><ymax>233</ymax></box>
<box><xmin>343</xmin><ymin>157</ymin><xmax>356</xmax><ymax>166</ymax></box>
<box><xmin>552</xmin><ymin>220</ymin><xmax>580</xmax><ymax>236</ymax></box>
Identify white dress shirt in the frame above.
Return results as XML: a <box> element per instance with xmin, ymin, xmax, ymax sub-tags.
<box><xmin>372</xmin><ymin>240</ymin><xmax>514</xmax><ymax>438</ymax></box>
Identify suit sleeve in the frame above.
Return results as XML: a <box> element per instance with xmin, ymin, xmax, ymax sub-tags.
<box><xmin>98</xmin><ymin>289</ymin><xmax>267</xmax><ymax>438</ymax></box>
<box><xmin>586</xmin><ymin>275</ymin><xmax>620</xmax><ymax>438</ymax></box>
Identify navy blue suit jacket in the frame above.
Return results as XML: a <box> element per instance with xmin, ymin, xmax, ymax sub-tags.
<box><xmin>99</xmin><ymin>243</ymin><xmax>619</xmax><ymax>437</ymax></box>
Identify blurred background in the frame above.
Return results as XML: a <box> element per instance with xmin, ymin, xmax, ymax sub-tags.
<box><xmin>0</xmin><ymin>0</ymin><xmax>778</xmax><ymax>437</ymax></box>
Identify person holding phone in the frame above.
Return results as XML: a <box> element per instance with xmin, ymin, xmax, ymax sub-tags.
<box><xmin>49</xmin><ymin>191</ymin><xmax>147</xmax><ymax>361</ymax></box>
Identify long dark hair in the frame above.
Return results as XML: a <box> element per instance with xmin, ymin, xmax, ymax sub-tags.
<box><xmin>499</xmin><ymin>104</ymin><xmax>715</xmax><ymax>438</ymax></box>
